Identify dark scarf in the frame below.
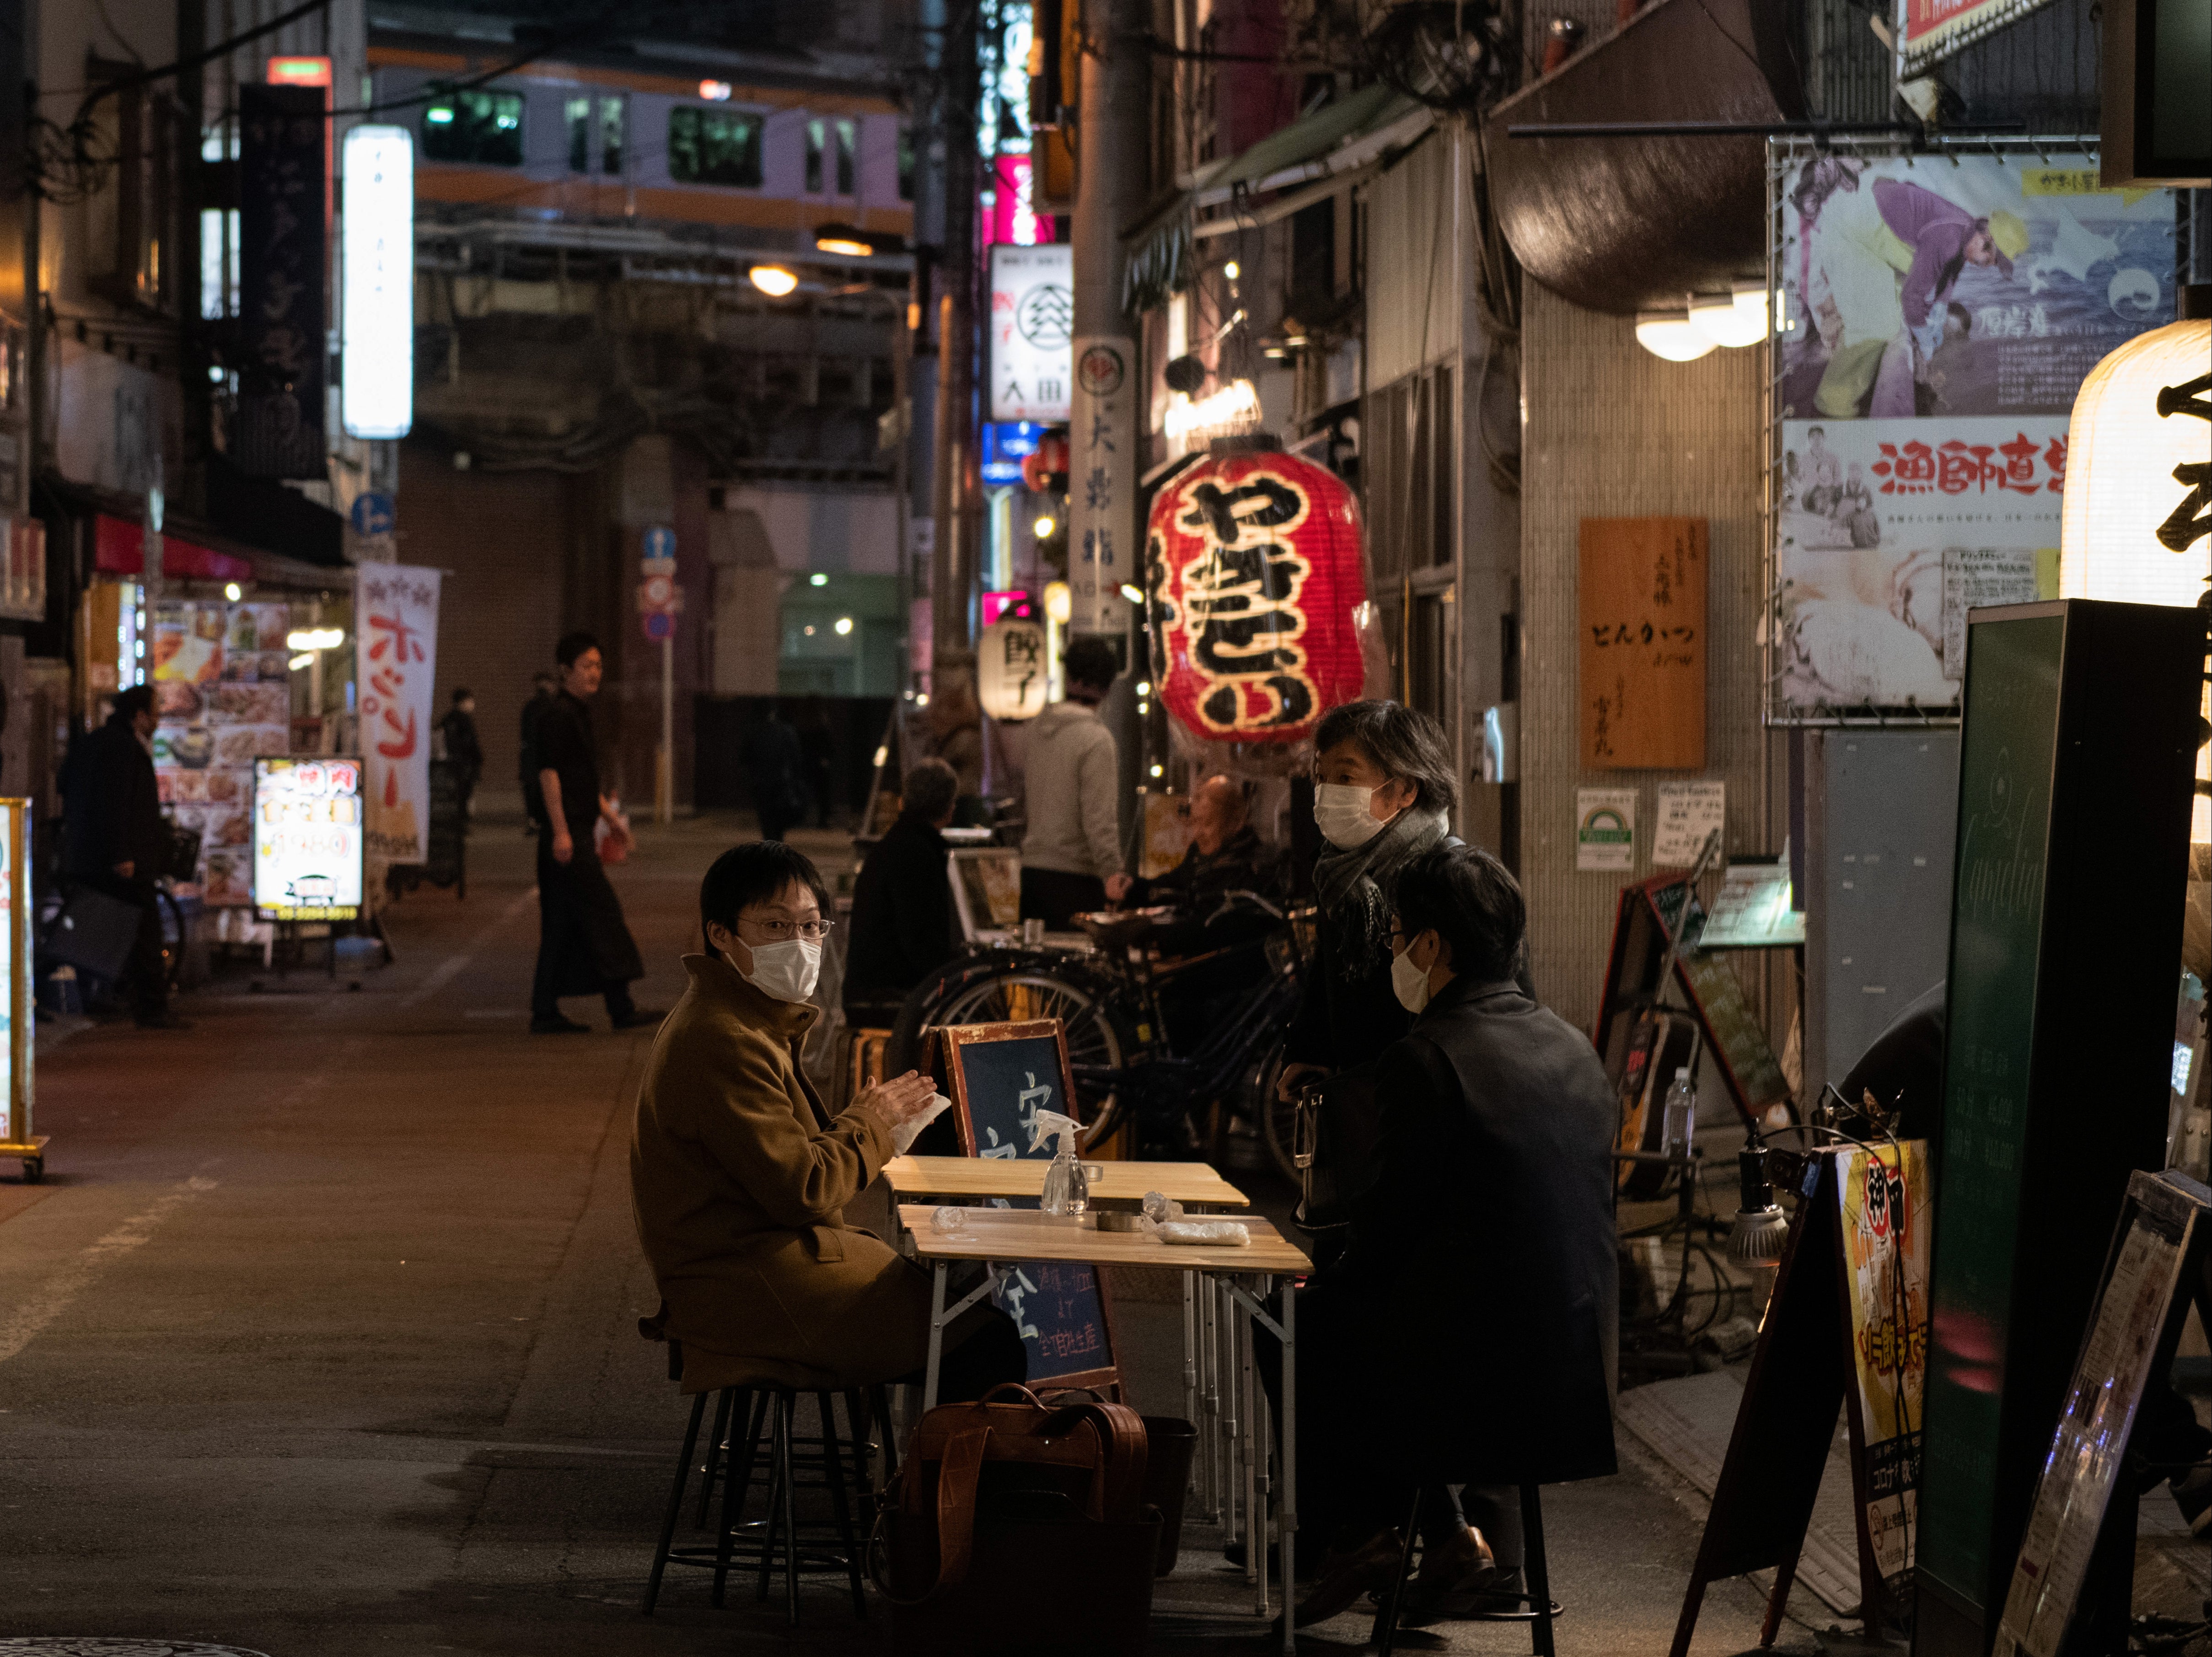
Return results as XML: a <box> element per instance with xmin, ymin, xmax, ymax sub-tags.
<box><xmin>1310</xmin><ymin>806</ymin><xmax>1450</xmax><ymax>983</ymax></box>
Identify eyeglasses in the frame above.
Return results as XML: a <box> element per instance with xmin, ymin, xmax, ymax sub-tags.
<box><xmin>743</xmin><ymin>918</ymin><xmax>836</xmax><ymax>942</ymax></box>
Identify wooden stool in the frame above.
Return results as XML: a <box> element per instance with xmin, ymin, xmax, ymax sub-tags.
<box><xmin>1371</xmin><ymin>1483</ymin><xmax>1561</xmax><ymax>1657</ymax></box>
<box><xmin>640</xmin><ymin>1336</ymin><xmax>886</xmax><ymax>1625</ymax></box>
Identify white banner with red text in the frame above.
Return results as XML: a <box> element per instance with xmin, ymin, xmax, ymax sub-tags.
<box><xmin>356</xmin><ymin>564</ymin><xmax>441</xmax><ymax>865</ymax></box>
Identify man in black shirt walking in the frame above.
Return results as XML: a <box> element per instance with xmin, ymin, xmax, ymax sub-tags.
<box><xmin>58</xmin><ymin>686</ymin><xmax>186</xmax><ymax>1028</ymax></box>
<box><xmin>528</xmin><ymin>633</ymin><xmax>658</xmax><ymax>1033</ymax></box>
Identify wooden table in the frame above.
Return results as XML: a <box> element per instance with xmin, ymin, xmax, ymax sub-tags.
<box><xmin>903</xmin><ymin>1203</ymin><xmax>1309</xmax><ymax>1650</ymax></box>
<box><xmin>882</xmin><ymin>1154</ymin><xmax>1251</xmax><ymax>1210</ymax></box>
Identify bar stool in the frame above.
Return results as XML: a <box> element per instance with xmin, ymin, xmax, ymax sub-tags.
<box><xmin>639</xmin><ymin>1331</ymin><xmax>886</xmax><ymax>1625</ymax></box>
<box><xmin>1371</xmin><ymin>1484</ymin><xmax>1562</xmax><ymax>1657</ymax></box>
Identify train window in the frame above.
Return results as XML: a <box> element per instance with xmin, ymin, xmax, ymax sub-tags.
<box><xmin>669</xmin><ymin>105</ymin><xmax>762</xmax><ymax>188</ymax></box>
<box><xmin>897</xmin><ymin>125</ymin><xmax>916</xmax><ymax>200</ymax></box>
<box><xmin>565</xmin><ymin>97</ymin><xmax>590</xmax><ymax>172</ymax></box>
<box><xmin>805</xmin><ymin>117</ymin><xmax>856</xmax><ymax>195</ymax></box>
<box><xmin>600</xmin><ymin>96</ymin><xmax>625</xmax><ymax>176</ymax></box>
<box><xmin>422</xmin><ymin>89</ymin><xmax>525</xmax><ymax>167</ymax></box>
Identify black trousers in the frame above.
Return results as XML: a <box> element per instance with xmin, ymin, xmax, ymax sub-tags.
<box><xmin>891</xmin><ymin>1307</ymin><xmax>1029</xmax><ymax>1404</ymax></box>
<box><xmin>532</xmin><ymin>839</ymin><xmax>644</xmax><ymax>1019</ymax></box>
<box><xmin>1020</xmin><ymin>867</ymin><xmax>1106</xmax><ymax>931</ymax></box>
<box><xmin>81</xmin><ymin>872</ymin><xmax>168</xmax><ymax>1019</ymax></box>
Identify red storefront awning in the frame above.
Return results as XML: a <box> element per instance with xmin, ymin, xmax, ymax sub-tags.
<box><xmin>94</xmin><ymin>515</ymin><xmax>257</xmax><ymax>583</ymax></box>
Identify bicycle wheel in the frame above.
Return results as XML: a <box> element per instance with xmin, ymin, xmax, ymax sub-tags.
<box><xmin>1251</xmin><ymin>1037</ymin><xmax>1301</xmax><ymax>1184</ymax></box>
<box><xmin>933</xmin><ymin>968</ymin><xmax>1142</xmax><ymax>1149</ymax></box>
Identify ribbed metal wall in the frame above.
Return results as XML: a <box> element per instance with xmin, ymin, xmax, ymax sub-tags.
<box><xmin>1518</xmin><ymin>280</ymin><xmax>1779</xmax><ymax>1034</ymax></box>
<box><xmin>1364</xmin><ymin>132</ymin><xmax>1461</xmax><ymax>390</ymax></box>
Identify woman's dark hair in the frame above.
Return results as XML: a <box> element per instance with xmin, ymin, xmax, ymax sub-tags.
<box><xmin>1314</xmin><ymin>700</ymin><xmax>1459</xmax><ymax>816</ymax></box>
<box><xmin>1062</xmin><ymin>636</ymin><xmax>1119</xmax><ymax>694</ymax></box>
<box><xmin>556</xmin><ymin>630</ymin><xmax>601</xmax><ymax>667</ymax></box>
<box><xmin>1393</xmin><ymin>844</ymin><xmax>1525</xmax><ymax>984</ymax></box>
<box><xmin>902</xmin><ymin>758</ymin><xmax>960</xmax><ymax>822</ymax></box>
<box><xmin>700</xmin><ymin>841</ymin><xmax>831</xmax><ymax>937</ymax></box>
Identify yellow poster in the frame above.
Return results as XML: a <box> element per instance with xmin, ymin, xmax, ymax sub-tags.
<box><xmin>1838</xmin><ymin>1140</ymin><xmax>1931</xmax><ymax>1595</ymax></box>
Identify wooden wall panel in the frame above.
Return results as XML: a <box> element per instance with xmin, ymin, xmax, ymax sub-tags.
<box><xmin>1578</xmin><ymin>516</ymin><xmax>1707</xmax><ymax>770</ymax></box>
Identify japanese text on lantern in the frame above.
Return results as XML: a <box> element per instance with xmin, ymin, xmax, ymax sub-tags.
<box><xmin>1578</xmin><ymin>517</ymin><xmax>1707</xmax><ymax>770</ymax></box>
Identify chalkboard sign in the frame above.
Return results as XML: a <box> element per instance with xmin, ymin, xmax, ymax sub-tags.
<box><xmin>938</xmin><ymin>1017</ymin><xmax>1121</xmax><ymax>1394</ymax></box>
<box><xmin>1915</xmin><ymin>600</ymin><xmax>2201</xmax><ymax>1657</ymax></box>
<box><xmin>421</xmin><ymin>758</ymin><xmax>467</xmax><ymax>894</ymax></box>
<box><xmin>941</xmin><ymin>1018</ymin><xmax>1080</xmax><ymax>1157</ymax></box>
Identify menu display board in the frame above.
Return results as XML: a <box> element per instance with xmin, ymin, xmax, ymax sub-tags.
<box><xmin>151</xmin><ymin>600</ymin><xmax>295</xmax><ymax>905</ymax></box>
<box><xmin>1838</xmin><ymin>1141</ymin><xmax>1931</xmax><ymax>1603</ymax></box>
<box><xmin>253</xmin><ymin>758</ymin><xmax>364</xmax><ymax>922</ymax></box>
<box><xmin>0</xmin><ymin>799</ymin><xmax>27</xmax><ymax>1146</ymax></box>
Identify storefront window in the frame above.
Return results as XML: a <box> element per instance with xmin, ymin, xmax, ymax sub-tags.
<box><xmin>422</xmin><ymin>90</ymin><xmax>525</xmax><ymax>167</ymax></box>
<box><xmin>669</xmin><ymin>106</ymin><xmax>763</xmax><ymax>188</ymax></box>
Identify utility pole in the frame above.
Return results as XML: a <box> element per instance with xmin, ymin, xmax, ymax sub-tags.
<box><xmin>1065</xmin><ymin>0</ymin><xmax>1148</xmax><ymax>640</ymax></box>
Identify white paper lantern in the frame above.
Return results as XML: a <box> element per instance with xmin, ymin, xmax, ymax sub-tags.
<box><xmin>977</xmin><ymin>617</ymin><xmax>1050</xmax><ymax>721</ymax></box>
<box><xmin>2059</xmin><ymin>313</ymin><xmax>2212</xmax><ymax>608</ymax></box>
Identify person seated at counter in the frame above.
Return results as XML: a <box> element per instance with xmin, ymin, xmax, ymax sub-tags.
<box><xmin>1265</xmin><ymin>842</ymin><xmax>1618</xmax><ymax>1630</ymax></box>
<box><xmin>1128</xmin><ymin>774</ymin><xmax>1281</xmax><ymax>927</ymax></box>
<box><xmin>630</xmin><ymin>840</ymin><xmax>1024</xmax><ymax>1398</ymax></box>
<box><xmin>842</xmin><ymin>757</ymin><xmax>962</xmax><ymax>1031</ymax></box>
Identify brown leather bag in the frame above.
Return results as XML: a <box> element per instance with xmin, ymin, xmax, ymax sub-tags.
<box><xmin>876</xmin><ymin>1383</ymin><xmax>1161</xmax><ymax>1655</ymax></box>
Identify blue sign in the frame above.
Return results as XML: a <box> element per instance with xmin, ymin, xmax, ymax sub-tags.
<box><xmin>349</xmin><ymin>490</ymin><xmax>396</xmax><ymax>537</ymax></box>
<box><xmin>980</xmin><ymin>422</ymin><xmax>1044</xmax><ymax>487</ymax></box>
<box><xmin>642</xmin><ymin>526</ymin><xmax>676</xmax><ymax>560</ymax></box>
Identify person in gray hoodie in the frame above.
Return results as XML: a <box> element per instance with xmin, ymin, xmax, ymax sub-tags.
<box><xmin>1019</xmin><ymin>636</ymin><xmax>1132</xmax><ymax>928</ymax></box>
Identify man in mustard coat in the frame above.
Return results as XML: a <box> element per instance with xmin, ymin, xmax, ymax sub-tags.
<box><xmin>631</xmin><ymin>840</ymin><xmax>1024</xmax><ymax>1398</ymax></box>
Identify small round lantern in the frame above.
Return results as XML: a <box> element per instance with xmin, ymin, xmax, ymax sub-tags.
<box><xmin>2058</xmin><ymin>298</ymin><xmax>2212</xmax><ymax>608</ymax></box>
<box><xmin>1021</xmin><ymin>431</ymin><xmax>1070</xmax><ymax>494</ymax></box>
<box><xmin>977</xmin><ymin>615</ymin><xmax>1051</xmax><ymax>721</ymax></box>
<box><xmin>1146</xmin><ymin>447</ymin><xmax>1366</xmax><ymax>742</ymax></box>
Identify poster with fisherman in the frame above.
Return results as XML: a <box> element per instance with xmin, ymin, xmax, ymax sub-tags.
<box><xmin>1768</xmin><ymin>147</ymin><xmax>2174</xmax><ymax>716</ymax></box>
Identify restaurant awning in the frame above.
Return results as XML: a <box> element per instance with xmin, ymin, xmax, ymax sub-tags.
<box><xmin>1124</xmin><ymin>84</ymin><xmax>1436</xmax><ymax>313</ymax></box>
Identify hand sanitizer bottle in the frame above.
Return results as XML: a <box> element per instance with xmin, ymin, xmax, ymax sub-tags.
<box><xmin>1031</xmin><ymin>1110</ymin><xmax>1090</xmax><ymax>1216</ymax></box>
<box><xmin>1663</xmin><ymin>1067</ymin><xmax>1698</xmax><ymax>1158</ymax></box>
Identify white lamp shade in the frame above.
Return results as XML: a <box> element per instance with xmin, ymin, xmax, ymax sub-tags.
<box><xmin>977</xmin><ymin>617</ymin><xmax>1050</xmax><ymax>720</ymax></box>
<box><xmin>2059</xmin><ymin>315</ymin><xmax>2212</xmax><ymax>608</ymax></box>
<box><xmin>1636</xmin><ymin>310</ymin><xmax>1718</xmax><ymax>362</ymax></box>
<box><xmin>1687</xmin><ymin>284</ymin><xmax>1768</xmax><ymax>349</ymax></box>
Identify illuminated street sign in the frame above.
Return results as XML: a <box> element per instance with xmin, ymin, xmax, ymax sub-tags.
<box><xmin>254</xmin><ymin>759</ymin><xmax>365</xmax><ymax>922</ymax></box>
<box><xmin>342</xmin><ymin>125</ymin><xmax>414</xmax><ymax>439</ymax></box>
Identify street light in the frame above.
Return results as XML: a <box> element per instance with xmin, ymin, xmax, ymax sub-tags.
<box><xmin>1034</xmin><ymin>514</ymin><xmax>1057</xmax><ymax>539</ymax></box>
<box><xmin>749</xmin><ymin>264</ymin><xmax>800</xmax><ymax>297</ymax></box>
<box><xmin>834</xmin><ymin>616</ymin><xmax>854</xmax><ymax>635</ymax></box>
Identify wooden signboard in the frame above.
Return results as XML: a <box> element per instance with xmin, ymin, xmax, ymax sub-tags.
<box><xmin>1989</xmin><ymin>1169</ymin><xmax>2212</xmax><ymax>1657</ymax></box>
<box><xmin>1669</xmin><ymin>1142</ymin><xmax>1931</xmax><ymax>1655</ymax></box>
<box><xmin>1915</xmin><ymin>601</ymin><xmax>2201</xmax><ymax>1657</ymax></box>
<box><xmin>935</xmin><ymin>1017</ymin><xmax>1121</xmax><ymax>1396</ymax></box>
<box><xmin>1579</xmin><ymin>516</ymin><xmax>1707</xmax><ymax>770</ymax></box>
<box><xmin>1595</xmin><ymin>873</ymin><xmax>1793</xmax><ymax>1138</ymax></box>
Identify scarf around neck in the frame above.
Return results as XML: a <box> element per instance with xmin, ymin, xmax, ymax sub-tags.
<box><xmin>1311</xmin><ymin>805</ymin><xmax>1450</xmax><ymax>981</ymax></box>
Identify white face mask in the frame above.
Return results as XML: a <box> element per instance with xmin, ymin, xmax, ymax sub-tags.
<box><xmin>1391</xmin><ymin>946</ymin><xmax>1432</xmax><ymax>1014</ymax></box>
<box><xmin>726</xmin><ymin>936</ymin><xmax>822</xmax><ymax>1003</ymax></box>
<box><xmin>1314</xmin><ymin>782</ymin><xmax>1389</xmax><ymax>849</ymax></box>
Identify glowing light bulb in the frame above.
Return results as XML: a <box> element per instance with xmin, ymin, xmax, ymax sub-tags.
<box><xmin>749</xmin><ymin>264</ymin><xmax>799</xmax><ymax>298</ymax></box>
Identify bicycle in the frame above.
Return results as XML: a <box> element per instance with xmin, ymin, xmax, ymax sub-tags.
<box><xmin>884</xmin><ymin>894</ymin><xmax>1315</xmax><ymax>1177</ymax></box>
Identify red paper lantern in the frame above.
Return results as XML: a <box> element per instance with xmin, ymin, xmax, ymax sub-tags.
<box><xmin>1146</xmin><ymin>449</ymin><xmax>1366</xmax><ymax>743</ymax></box>
<box><xmin>1020</xmin><ymin>431</ymin><xmax>1071</xmax><ymax>493</ymax></box>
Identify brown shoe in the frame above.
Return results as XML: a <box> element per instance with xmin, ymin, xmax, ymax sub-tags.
<box><xmin>1398</xmin><ymin>1522</ymin><xmax>1499</xmax><ymax>1627</ymax></box>
<box><xmin>1294</xmin><ymin>1527</ymin><xmax>1405</xmax><ymax>1627</ymax></box>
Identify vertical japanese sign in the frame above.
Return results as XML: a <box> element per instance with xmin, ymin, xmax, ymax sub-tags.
<box><xmin>1579</xmin><ymin>517</ymin><xmax>1707</xmax><ymax>769</ymax></box>
<box><xmin>357</xmin><ymin>565</ymin><xmax>441</xmax><ymax>864</ymax></box>
<box><xmin>340</xmin><ymin>125</ymin><xmax>414</xmax><ymax>440</ymax></box>
<box><xmin>0</xmin><ymin>798</ymin><xmax>27</xmax><ymax>1146</ymax></box>
<box><xmin>1069</xmin><ymin>337</ymin><xmax>1137</xmax><ymax>635</ymax></box>
<box><xmin>1772</xmin><ymin>146</ymin><xmax>2173</xmax><ymax>716</ymax></box>
<box><xmin>988</xmin><ymin>244</ymin><xmax>1072</xmax><ymax>423</ymax></box>
<box><xmin>236</xmin><ymin>84</ymin><xmax>327</xmax><ymax>479</ymax></box>
<box><xmin>1838</xmin><ymin>1140</ymin><xmax>1931</xmax><ymax>1604</ymax></box>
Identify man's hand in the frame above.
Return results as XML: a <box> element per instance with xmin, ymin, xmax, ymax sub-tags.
<box><xmin>551</xmin><ymin>828</ymin><xmax>574</xmax><ymax>866</ymax></box>
<box><xmin>1105</xmin><ymin>872</ymin><xmax>1133</xmax><ymax>902</ymax></box>
<box><xmin>853</xmin><ymin>1070</ymin><xmax>938</xmax><ymax>1134</ymax></box>
<box><xmin>1276</xmin><ymin>1060</ymin><xmax>1328</xmax><ymax>1104</ymax></box>
<box><xmin>113</xmin><ymin>860</ymin><xmax>135</xmax><ymax>879</ymax></box>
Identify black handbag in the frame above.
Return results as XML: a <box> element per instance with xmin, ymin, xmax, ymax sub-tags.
<box><xmin>43</xmin><ymin>885</ymin><xmax>146</xmax><ymax>981</ymax></box>
<box><xmin>1292</xmin><ymin>1062</ymin><xmax>1385</xmax><ymax>1233</ymax></box>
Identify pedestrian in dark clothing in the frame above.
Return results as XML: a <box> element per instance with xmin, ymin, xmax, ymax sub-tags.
<box><xmin>742</xmin><ymin>703</ymin><xmax>805</xmax><ymax>843</ymax></box>
<box><xmin>58</xmin><ymin>686</ymin><xmax>185</xmax><ymax>1028</ymax></box>
<box><xmin>518</xmin><ymin>671</ymin><xmax>556</xmax><ymax>821</ymax></box>
<box><xmin>842</xmin><ymin>759</ymin><xmax>961</xmax><ymax>1027</ymax></box>
<box><xmin>1131</xmin><ymin>774</ymin><xmax>1281</xmax><ymax>946</ymax></box>
<box><xmin>440</xmin><ymin>688</ymin><xmax>483</xmax><ymax>816</ymax></box>
<box><xmin>529</xmin><ymin>634</ymin><xmax>659</xmax><ymax>1034</ymax></box>
<box><xmin>1268</xmin><ymin>845</ymin><xmax>1617</xmax><ymax>1630</ymax></box>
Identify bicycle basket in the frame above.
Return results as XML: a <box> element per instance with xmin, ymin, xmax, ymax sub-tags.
<box><xmin>162</xmin><ymin>817</ymin><xmax>204</xmax><ymax>882</ymax></box>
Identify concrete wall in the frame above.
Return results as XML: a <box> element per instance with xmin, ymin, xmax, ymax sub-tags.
<box><xmin>1517</xmin><ymin>281</ymin><xmax>1780</xmax><ymax>1034</ymax></box>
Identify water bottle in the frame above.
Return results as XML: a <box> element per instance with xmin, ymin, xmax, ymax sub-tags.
<box><xmin>1662</xmin><ymin>1067</ymin><xmax>1698</xmax><ymax>1158</ymax></box>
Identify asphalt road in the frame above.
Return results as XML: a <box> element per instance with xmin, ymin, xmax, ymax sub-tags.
<box><xmin>0</xmin><ymin>814</ymin><xmax>1812</xmax><ymax>1656</ymax></box>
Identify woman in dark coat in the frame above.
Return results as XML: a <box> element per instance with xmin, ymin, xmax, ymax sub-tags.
<box><xmin>1274</xmin><ymin>844</ymin><xmax>1618</xmax><ymax>1630</ymax></box>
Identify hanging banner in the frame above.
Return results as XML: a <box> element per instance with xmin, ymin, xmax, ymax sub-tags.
<box><xmin>1896</xmin><ymin>0</ymin><xmax>2056</xmax><ymax>79</ymax></box>
<box><xmin>1069</xmin><ymin>336</ymin><xmax>1137</xmax><ymax>636</ymax></box>
<box><xmin>988</xmin><ymin>244</ymin><xmax>1072</xmax><ymax>423</ymax></box>
<box><xmin>0</xmin><ymin>798</ymin><xmax>27</xmax><ymax>1149</ymax></box>
<box><xmin>357</xmin><ymin>564</ymin><xmax>441</xmax><ymax>864</ymax></box>
<box><xmin>1770</xmin><ymin>143</ymin><xmax>2174</xmax><ymax>718</ymax></box>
